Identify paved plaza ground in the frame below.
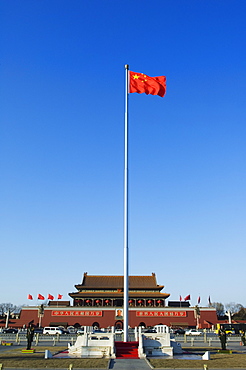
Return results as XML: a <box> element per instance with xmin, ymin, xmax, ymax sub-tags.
<box><xmin>0</xmin><ymin>336</ymin><xmax>246</xmax><ymax>369</ymax></box>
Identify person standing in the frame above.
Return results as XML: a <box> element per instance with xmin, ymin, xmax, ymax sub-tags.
<box><xmin>26</xmin><ymin>324</ymin><xmax>34</xmax><ymax>350</ymax></box>
<box><xmin>218</xmin><ymin>326</ymin><xmax>227</xmax><ymax>350</ymax></box>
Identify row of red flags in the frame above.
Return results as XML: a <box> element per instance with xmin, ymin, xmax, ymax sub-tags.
<box><xmin>27</xmin><ymin>294</ymin><xmax>63</xmax><ymax>300</ymax></box>
<box><xmin>180</xmin><ymin>295</ymin><xmax>212</xmax><ymax>305</ymax></box>
<box><xmin>29</xmin><ymin>293</ymin><xmax>211</xmax><ymax>304</ymax></box>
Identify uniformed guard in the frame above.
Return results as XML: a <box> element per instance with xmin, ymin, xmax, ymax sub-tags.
<box><xmin>26</xmin><ymin>323</ymin><xmax>34</xmax><ymax>350</ymax></box>
<box><xmin>218</xmin><ymin>326</ymin><xmax>227</xmax><ymax>350</ymax></box>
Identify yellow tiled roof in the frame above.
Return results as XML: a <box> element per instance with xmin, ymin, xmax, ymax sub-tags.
<box><xmin>74</xmin><ymin>273</ymin><xmax>165</xmax><ymax>291</ymax></box>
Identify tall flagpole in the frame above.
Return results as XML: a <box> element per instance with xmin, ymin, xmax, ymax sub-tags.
<box><xmin>123</xmin><ymin>64</ymin><xmax>129</xmax><ymax>342</ymax></box>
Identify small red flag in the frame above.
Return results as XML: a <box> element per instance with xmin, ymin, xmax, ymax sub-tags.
<box><xmin>129</xmin><ymin>71</ymin><xmax>166</xmax><ymax>97</ymax></box>
<box><xmin>37</xmin><ymin>294</ymin><xmax>45</xmax><ymax>300</ymax></box>
<box><xmin>180</xmin><ymin>295</ymin><xmax>182</xmax><ymax>301</ymax></box>
<box><xmin>208</xmin><ymin>296</ymin><xmax>211</xmax><ymax>305</ymax></box>
<box><xmin>57</xmin><ymin>294</ymin><xmax>63</xmax><ymax>299</ymax></box>
<box><xmin>27</xmin><ymin>294</ymin><xmax>33</xmax><ymax>300</ymax></box>
<box><xmin>48</xmin><ymin>294</ymin><xmax>54</xmax><ymax>300</ymax></box>
<box><xmin>198</xmin><ymin>296</ymin><xmax>201</xmax><ymax>304</ymax></box>
<box><xmin>184</xmin><ymin>295</ymin><xmax>191</xmax><ymax>301</ymax></box>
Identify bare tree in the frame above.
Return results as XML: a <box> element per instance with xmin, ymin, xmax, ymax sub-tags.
<box><xmin>233</xmin><ymin>307</ymin><xmax>246</xmax><ymax>320</ymax></box>
<box><xmin>225</xmin><ymin>302</ymin><xmax>243</xmax><ymax>314</ymax></box>
<box><xmin>211</xmin><ymin>302</ymin><xmax>225</xmax><ymax>316</ymax></box>
<box><xmin>0</xmin><ymin>303</ymin><xmax>23</xmax><ymax>316</ymax></box>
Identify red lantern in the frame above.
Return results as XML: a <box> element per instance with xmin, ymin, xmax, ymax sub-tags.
<box><xmin>148</xmin><ymin>300</ymin><xmax>152</xmax><ymax>304</ymax></box>
<box><xmin>105</xmin><ymin>299</ymin><xmax>109</xmax><ymax>304</ymax></box>
<box><xmin>138</xmin><ymin>300</ymin><xmax>143</xmax><ymax>304</ymax></box>
<box><xmin>129</xmin><ymin>300</ymin><xmax>133</xmax><ymax>303</ymax></box>
<box><xmin>157</xmin><ymin>300</ymin><xmax>161</xmax><ymax>304</ymax></box>
<box><xmin>96</xmin><ymin>299</ymin><xmax>100</xmax><ymax>304</ymax></box>
<box><xmin>86</xmin><ymin>299</ymin><xmax>91</xmax><ymax>304</ymax></box>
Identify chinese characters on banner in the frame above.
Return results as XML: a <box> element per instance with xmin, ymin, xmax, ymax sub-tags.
<box><xmin>51</xmin><ymin>310</ymin><xmax>186</xmax><ymax>317</ymax></box>
<box><xmin>136</xmin><ymin>311</ymin><xmax>187</xmax><ymax>317</ymax></box>
<box><xmin>52</xmin><ymin>311</ymin><xmax>102</xmax><ymax>316</ymax></box>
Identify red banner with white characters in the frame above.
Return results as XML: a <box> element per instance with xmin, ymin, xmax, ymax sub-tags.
<box><xmin>136</xmin><ymin>311</ymin><xmax>187</xmax><ymax>317</ymax></box>
<box><xmin>52</xmin><ymin>310</ymin><xmax>102</xmax><ymax>317</ymax></box>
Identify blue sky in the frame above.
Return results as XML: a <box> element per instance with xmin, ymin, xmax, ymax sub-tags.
<box><xmin>1</xmin><ymin>0</ymin><xmax>246</xmax><ymax>308</ymax></box>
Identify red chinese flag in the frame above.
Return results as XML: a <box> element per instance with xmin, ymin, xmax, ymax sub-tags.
<box><xmin>179</xmin><ymin>295</ymin><xmax>182</xmax><ymax>301</ymax></box>
<box><xmin>37</xmin><ymin>294</ymin><xmax>45</xmax><ymax>300</ymax></box>
<box><xmin>57</xmin><ymin>294</ymin><xmax>63</xmax><ymax>299</ymax></box>
<box><xmin>184</xmin><ymin>295</ymin><xmax>191</xmax><ymax>301</ymax></box>
<box><xmin>27</xmin><ymin>294</ymin><xmax>33</xmax><ymax>300</ymax></box>
<box><xmin>129</xmin><ymin>71</ymin><xmax>166</xmax><ymax>97</ymax></box>
<box><xmin>48</xmin><ymin>294</ymin><xmax>54</xmax><ymax>300</ymax></box>
<box><xmin>198</xmin><ymin>296</ymin><xmax>201</xmax><ymax>304</ymax></box>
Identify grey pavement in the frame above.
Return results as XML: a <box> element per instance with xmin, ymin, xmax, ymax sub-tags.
<box><xmin>109</xmin><ymin>358</ymin><xmax>151</xmax><ymax>369</ymax></box>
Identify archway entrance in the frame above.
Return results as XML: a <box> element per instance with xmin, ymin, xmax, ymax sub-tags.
<box><xmin>138</xmin><ymin>322</ymin><xmax>146</xmax><ymax>328</ymax></box>
<box><xmin>92</xmin><ymin>321</ymin><xmax>100</xmax><ymax>329</ymax></box>
<box><xmin>115</xmin><ymin>320</ymin><xmax>123</xmax><ymax>329</ymax></box>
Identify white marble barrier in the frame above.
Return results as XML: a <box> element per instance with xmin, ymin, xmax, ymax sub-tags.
<box><xmin>68</xmin><ymin>329</ymin><xmax>115</xmax><ymax>358</ymax></box>
<box><xmin>138</xmin><ymin>325</ymin><xmax>182</xmax><ymax>358</ymax></box>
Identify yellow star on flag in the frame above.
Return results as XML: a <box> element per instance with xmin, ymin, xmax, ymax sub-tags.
<box><xmin>129</xmin><ymin>70</ymin><xmax>166</xmax><ymax>97</ymax></box>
